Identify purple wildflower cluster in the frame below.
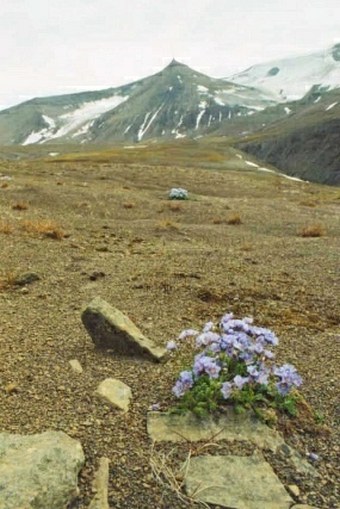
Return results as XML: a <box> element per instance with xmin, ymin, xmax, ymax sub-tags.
<box><xmin>171</xmin><ymin>312</ymin><xmax>302</xmax><ymax>402</ymax></box>
<box><xmin>172</xmin><ymin>371</ymin><xmax>194</xmax><ymax>397</ymax></box>
<box><xmin>274</xmin><ymin>364</ymin><xmax>303</xmax><ymax>396</ymax></box>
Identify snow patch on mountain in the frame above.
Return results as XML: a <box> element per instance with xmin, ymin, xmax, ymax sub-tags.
<box><xmin>258</xmin><ymin>167</ymin><xmax>275</xmax><ymax>173</ymax></box>
<box><xmin>243</xmin><ymin>159</ymin><xmax>307</xmax><ymax>182</ymax></box>
<box><xmin>214</xmin><ymin>96</ymin><xmax>226</xmax><ymax>106</ymax></box>
<box><xmin>227</xmin><ymin>44</ymin><xmax>340</xmax><ymax>102</ymax></box>
<box><xmin>23</xmin><ymin>130</ymin><xmax>47</xmax><ymax>145</ymax></box>
<box><xmin>199</xmin><ymin>100</ymin><xmax>208</xmax><ymax>109</ymax></box>
<box><xmin>72</xmin><ymin>120</ymin><xmax>95</xmax><ymax>138</ymax></box>
<box><xmin>245</xmin><ymin>160</ymin><xmax>259</xmax><ymax>168</ymax></box>
<box><xmin>280</xmin><ymin>173</ymin><xmax>306</xmax><ymax>182</ymax></box>
<box><xmin>197</xmin><ymin>85</ymin><xmax>209</xmax><ymax>93</ymax></box>
<box><xmin>325</xmin><ymin>102</ymin><xmax>338</xmax><ymax>111</ymax></box>
<box><xmin>42</xmin><ymin>115</ymin><xmax>55</xmax><ymax>128</ymax></box>
<box><xmin>49</xmin><ymin>95</ymin><xmax>128</xmax><ymax>140</ymax></box>
<box><xmin>171</xmin><ymin>115</ymin><xmax>186</xmax><ymax>138</ymax></box>
<box><xmin>137</xmin><ymin>105</ymin><xmax>163</xmax><ymax>141</ymax></box>
<box><xmin>23</xmin><ymin>95</ymin><xmax>128</xmax><ymax>145</ymax></box>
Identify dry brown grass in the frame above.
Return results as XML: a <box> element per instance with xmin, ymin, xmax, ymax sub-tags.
<box><xmin>0</xmin><ymin>270</ymin><xmax>17</xmax><ymax>291</ymax></box>
<box><xmin>239</xmin><ymin>243</ymin><xmax>253</xmax><ymax>252</ymax></box>
<box><xmin>299</xmin><ymin>199</ymin><xmax>318</xmax><ymax>208</ymax></box>
<box><xmin>0</xmin><ymin>221</ymin><xmax>14</xmax><ymax>234</ymax></box>
<box><xmin>149</xmin><ymin>438</ymin><xmax>223</xmax><ymax>507</ymax></box>
<box><xmin>12</xmin><ymin>201</ymin><xmax>29</xmax><ymax>211</ymax></box>
<box><xmin>211</xmin><ymin>217</ymin><xmax>224</xmax><ymax>225</ymax></box>
<box><xmin>122</xmin><ymin>202</ymin><xmax>135</xmax><ymax>209</ymax></box>
<box><xmin>299</xmin><ymin>223</ymin><xmax>326</xmax><ymax>238</ymax></box>
<box><xmin>21</xmin><ymin>219</ymin><xmax>65</xmax><ymax>239</ymax></box>
<box><xmin>149</xmin><ymin>445</ymin><xmax>192</xmax><ymax>505</ymax></box>
<box><xmin>168</xmin><ymin>202</ymin><xmax>182</xmax><ymax>212</ymax></box>
<box><xmin>156</xmin><ymin>219</ymin><xmax>180</xmax><ymax>231</ymax></box>
<box><xmin>0</xmin><ymin>182</ymin><xmax>9</xmax><ymax>189</ymax></box>
<box><xmin>227</xmin><ymin>213</ymin><xmax>242</xmax><ymax>225</ymax></box>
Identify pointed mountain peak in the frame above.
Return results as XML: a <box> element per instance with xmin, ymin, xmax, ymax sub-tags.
<box><xmin>168</xmin><ymin>58</ymin><xmax>184</xmax><ymax>67</ymax></box>
<box><xmin>164</xmin><ymin>59</ymin><xmax>189</xmax><ymax>70</ymax></box>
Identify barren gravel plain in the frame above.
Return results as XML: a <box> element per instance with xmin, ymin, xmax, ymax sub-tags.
<box><xmin>0</xmin><ymin>156</ymin><xmax>339</xmax><ymax>508</ymax></box>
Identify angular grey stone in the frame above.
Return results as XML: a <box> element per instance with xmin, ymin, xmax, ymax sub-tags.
<box><xmin>0</xmin><ymin>431</ymin><xmax>85</xmax><ymax>509</ymax></box>
<box><xmin>95</xmin><ymin>378</ymin><xmax>132</xmax><ymax>412</ymax></box>
<box><xmin>88</xmin><ymin>457</ymin><xmax>110</xmax><ymax>509</ymax></box>
<box><xmin>287</xmin><ymin>484</ymin><xmax>300</xmax><ymax>498</ymax></box>
<box><xmin>14</xmin><ymin>271</ymin><xmax>40</xmax><ymax>286</ymax></box>
<box><xmin>69</xmin><ymin>359</ymin><xmax>83</xmax><ymax>374</ymax></box>
<box><xmin>185</xmin><ymin>454</ymin><xmax>293</xmax><ymax>509</ymax></box>
<box><xmin>147</xmin><ymin>410</ymin><xmax>285</xmax><ymax>451</ymax></box>
<box><xmin>81</xmin><ymin>297</ymin><xmax>166</xmax><ymax>362</ymax></box>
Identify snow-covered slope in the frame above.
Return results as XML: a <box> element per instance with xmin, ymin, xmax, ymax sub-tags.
<box><xmin>226</xmin><ymin>43</ymin><xmax>340</xmax><ymax>102</ymax></box>
<box><xmin>22</xmin><ymin>95</ymin><xmax>128</xmax><ymax>145</ymax></box>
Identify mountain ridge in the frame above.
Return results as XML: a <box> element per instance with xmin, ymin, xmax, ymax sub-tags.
<box><xmin>0</xmin><ymin>45</ymin><xmax>340</xmax><ymax>185</ymax></box>
<box><xmin>0</xmin><ymin>60</ymin><xmax>278</xmax><ymax>146</ymax></box>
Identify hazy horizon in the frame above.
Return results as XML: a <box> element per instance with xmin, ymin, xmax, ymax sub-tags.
<box><xmin>1</xmin><ymin>0</ymin><xmax>339</xmax><ymax>110</ymax></box>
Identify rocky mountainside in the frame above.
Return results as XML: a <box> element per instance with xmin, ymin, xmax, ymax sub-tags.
<box><xmin>226</xmin><ymin>43</ymin><xmax>340</xmax><ymax>102</ymax></box>
<box><xmin>237</xmin><ymin>88</ymin><xmax>340</xmax><ymax>185</ymax></box>
<box><xmin>0</xmin><ymin>60</ymin><xmax>276</xmax><ymax>146</ymax></box>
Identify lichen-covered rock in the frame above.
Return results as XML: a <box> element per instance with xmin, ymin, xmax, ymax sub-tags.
<box><xmin>81</xmin><ymin>297</ymin><xmax>166</xmax><ymax>362</ymax></box>
<box><xmin>0</xmin><ymin>431</ymin><xmax>85</xmax><ymax>509</ymax></box>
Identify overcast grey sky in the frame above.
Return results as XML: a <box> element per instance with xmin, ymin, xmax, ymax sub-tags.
<box><xmin>1</xmin><ymin>0</ymin><xmax>339</xmax><ymax>109</ymax></box>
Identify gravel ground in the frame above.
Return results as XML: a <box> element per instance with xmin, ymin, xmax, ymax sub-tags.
<box><xmin>0</xmin><ymin>160</ymin><xmax>339</xmax><ymax>508</ymax></box>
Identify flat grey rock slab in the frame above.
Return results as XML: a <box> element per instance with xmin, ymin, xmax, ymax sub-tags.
<box><xmin>291</xmin><ymin>506</ymin><xmax>320</xmax><ymax>509</ymax></box>
<box><xmin>0</xmin><ymin>431</ymin><xmax>85</xmax><ymax>509</ymax></box>
<box><xmin>147</xmin><ymin>410</ymin><xmax>284</xmax><ymax>451</ymax></box>
<box><xmin>185</xmin><ymin>454</ymin><xmax>293</xmax><ymax>509</ymax></box>
<box><xmin>82</xmin><ymin>297</ymin><xmax>167</xmax><ymax>362</ymax></box>
<box><xmin>95</xmin><ymin>378</ymin><xmax>132</xmax><ymax>412</ymax></box>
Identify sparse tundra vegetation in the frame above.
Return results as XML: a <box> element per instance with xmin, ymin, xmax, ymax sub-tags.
<box><xmin>0</xmin><ymin>142</ymin><xmax>339</xmax><ymax>508</ymax></box>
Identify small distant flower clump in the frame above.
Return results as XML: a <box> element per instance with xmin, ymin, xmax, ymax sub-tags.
<box><xmin>168</xmin><ymin>188</ymin><xmax>188</xmax><ymax>200</ymax></box>
<box><xmin>170</xmin><ymin>313</ymin><xmax>303</xmax><ymax>422</ymax></box>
